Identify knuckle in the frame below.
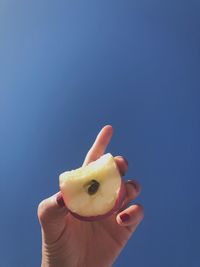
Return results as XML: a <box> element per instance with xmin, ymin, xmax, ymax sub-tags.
<box><xmin>37</xmin><ymin>198</ymin><xmax>49</xmax><ymax>224</ymax></box>
<box><xmin>127</xmin><ymin>179</ymin><xmax>141</xmax><ymax>193</ymax></box>
<box><xmin>135</xmin><ymin>203</ymin><xmax>144</xmax><ymax>220</ymax></box>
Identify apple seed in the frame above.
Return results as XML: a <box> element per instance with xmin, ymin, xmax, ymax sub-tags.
<box><xmin>87</xmin><ymin>179</ymin><xmax>100</xmax><ymax>195</ymax></box>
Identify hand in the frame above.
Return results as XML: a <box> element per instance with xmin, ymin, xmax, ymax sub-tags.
<box><xmin>37</xmin><ymin>125</ymin><xmax>144</xmax><ymax>267</ymax></box>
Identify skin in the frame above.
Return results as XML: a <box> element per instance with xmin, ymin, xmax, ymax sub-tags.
<box><xmin>38</xmin><ymin>125</ymin><xmax>144</xmax><ymax>267</ymax></box>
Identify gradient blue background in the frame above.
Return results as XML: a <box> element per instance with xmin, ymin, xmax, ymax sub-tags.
<box><xmin>1</xmin><ymin>1</ymin><xmax>200</xmax><ymax>266</ymax></box>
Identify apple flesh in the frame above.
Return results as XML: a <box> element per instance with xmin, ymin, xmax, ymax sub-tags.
<box><xmin>59</xmin><ymin>153</ymin><xmax>126</xmax><ymax>221</ymax></box>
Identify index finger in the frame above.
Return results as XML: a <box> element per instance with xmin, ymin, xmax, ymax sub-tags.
<box><xmin>82</xmin><ymin>125</ymin><xmax>113</xmax><ymax>166</ymax></box>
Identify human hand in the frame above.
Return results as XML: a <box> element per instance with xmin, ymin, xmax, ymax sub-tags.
<box><xmin>37</xmin><ymin>125</ymin><xmax>144</xmax><ymax>267</ymax></box>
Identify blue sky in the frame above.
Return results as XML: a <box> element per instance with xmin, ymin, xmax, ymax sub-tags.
<box><xmin>0</xmin><ymin>1</ymin><xmax>200</xmax><ymax>266</ymax></box>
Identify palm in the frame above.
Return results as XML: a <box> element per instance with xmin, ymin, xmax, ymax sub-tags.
<box><xmin>59</xmin><ymin>209</ymin><xmax>133</xmax><ymax>267</ymax></box>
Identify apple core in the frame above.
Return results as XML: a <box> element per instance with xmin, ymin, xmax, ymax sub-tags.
<box><xmin>86</xmin><ymin>179</ymin><xmax>100</xmax><ymax>195</ymax></box>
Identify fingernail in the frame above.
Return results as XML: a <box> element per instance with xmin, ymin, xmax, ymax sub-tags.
<box><xmin>56</xmin><ymin>193</ymin><xmax>65</xmax><ymax>207</ymax></box>
<box><xmin>120</xmin><ymin>213</ymin><xmax>130</xmax><ymax>223</ymax></box>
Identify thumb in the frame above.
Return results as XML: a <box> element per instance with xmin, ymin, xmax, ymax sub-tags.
<box><xmin>37</xmin><ymin>192</ymin><xmax>68</xmax><ymax>244</ymax></box>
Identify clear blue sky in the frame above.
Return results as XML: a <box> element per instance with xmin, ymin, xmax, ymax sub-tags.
<box><xmin>0</xmin><ymin>1</ymin><xmax>200</xmax><ymax>266</ymax></box>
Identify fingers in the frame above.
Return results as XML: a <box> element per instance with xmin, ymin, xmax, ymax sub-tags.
<box><xmin>115</xmin><ymin>179</ymin><xmax>144</xmax><ymax>232</ymax></box>
<box><xmin>83</xmin><ymin>125</ymin><xmax>113</xmax><ymax>166</ymax></box>
<box><xmin>37</xmin><ymin>192</ymin><xmax>68</xmax><ymax>243</ymax></box>
<box><xmin>38</xmin><ymin>192</ymin><xmax>68</xmax><ymax>227</ymax></box>
<box><xmin>119</xmin><ymin>179</ymin><xmax>141</xmax><ymax>212</ymax></box>
<box><xmin>114</xmin><ymin>156</ymin><xmax>129</xmax><ymax>176</ymax></box>
<box><xmin>116</xmin><ymin>204</ymin><xmax>144</xmax><ymax>231</ymax></box>
<box><xmin>82</xmin><ymin>125</ymin><xmax>129</xmax><ymax>178</ymax></box>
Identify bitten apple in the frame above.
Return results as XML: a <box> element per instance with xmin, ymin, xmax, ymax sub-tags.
<box><xmin>59</xmin><ymin>153</ymin><xmax>126</xmax><ymax>221</ymax></box>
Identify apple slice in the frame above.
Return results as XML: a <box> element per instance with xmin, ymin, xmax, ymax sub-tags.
<box><xmin>59</xmin><ymin>153</ymin><xmax>126</xmax><ymax>221</ymax></box>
